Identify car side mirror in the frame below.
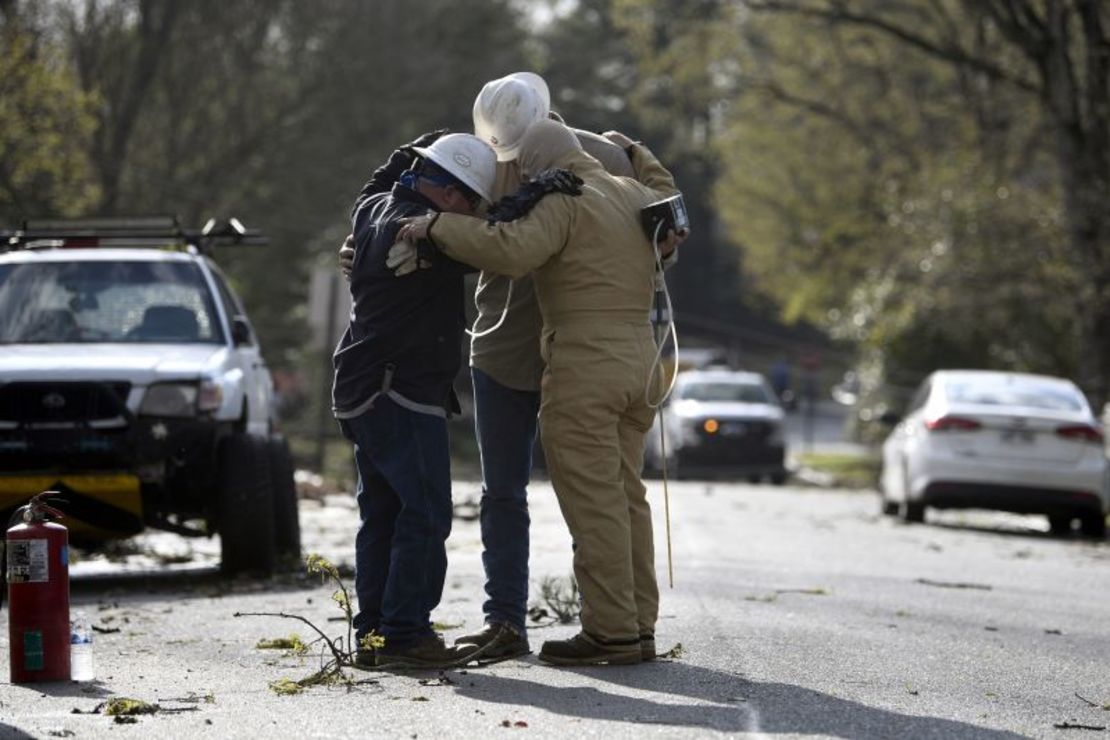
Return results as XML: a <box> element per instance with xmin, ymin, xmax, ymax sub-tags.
<box><xmin>231</xmin><ymin>316</ymin><xmax>252</xmax><ymax>346</ymax></box>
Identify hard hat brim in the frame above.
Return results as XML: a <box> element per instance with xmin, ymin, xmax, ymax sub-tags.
<box><xmin>411</xmin><ymin>145</ymin><xmax>494</xmax><ymax>204</ymax></box>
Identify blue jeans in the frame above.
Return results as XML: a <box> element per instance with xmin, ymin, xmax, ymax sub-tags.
<box><xmin>472</xmin><ymin>367</ymin><xmax>541</xmax><ymax>633</ymax></box>
<box><xmin>340</xmin><ymin>397</ymin><xmax>453</xmax><ymax>649</ymax></box>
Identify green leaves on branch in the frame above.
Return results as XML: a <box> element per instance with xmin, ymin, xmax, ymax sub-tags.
<box><xmin>0</xmin><ymin>33</ymin><xmax>99</xmax><ymax>221</ymax></box>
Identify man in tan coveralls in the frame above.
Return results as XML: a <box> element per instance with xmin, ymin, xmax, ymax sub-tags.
<box><xmin>399</xmin><ymin>119</ymin><xmax>680</xmax><ymax>666</ymax></box>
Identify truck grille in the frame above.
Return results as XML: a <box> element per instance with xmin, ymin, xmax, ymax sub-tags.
<box><xmin>0</xmin><ymin>382</ymin><xmax>131</xmax><ymax>426</ymax></box>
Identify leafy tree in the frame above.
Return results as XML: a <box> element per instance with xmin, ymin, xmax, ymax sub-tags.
<box><xmin>734</xmin><ymin>0</ymin><xmax>1110</xmax><ymax>406</ymax></box>
<box><xmin>23</xmin><ymin>0</ymin><xmax>527</xmax><ymax>372</ymax></box>
<box><xmin>607</xmin><ymin>0</ymin><xmax>805</xmax><ymax>359</ymax></box>
<box><xmin>0</xmin><ymin>17</ymin><xmax>99</xmax><ymax>222</ymax></box>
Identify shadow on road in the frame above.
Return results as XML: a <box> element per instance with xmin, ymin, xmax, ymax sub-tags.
<box><xmin>0</xmin><ymin>723</ymin><xmax>35</xmax><ymax>739</ymax></box>
<box><xmin>455</xmin><ymin>660</ymin><xmax>1028</xmax><ymax>738</ymax></box>
<box><xmin>923</xmin><ymin>519</ymin><xmax>1106</xmax><ymax>545</ymax></box>
<box><xmin>65</xmin><ymin>566</ymin><xmax>320</xmax><ymax>606</ymax></box>
<box><xmin>8</xmin><ymin>678</ymin><xmax>115</xmax><ymax>699</ymax></box>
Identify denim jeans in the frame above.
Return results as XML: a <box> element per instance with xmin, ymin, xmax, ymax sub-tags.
<box><xmin>340</xmin><ymin>396</ymin><xmax>453</xmax><ymax>649</ymax></box>
<box><xmin>472</xmin><ymin>367</ymin><xmax>541</xmax><ymax>633</ymax></box>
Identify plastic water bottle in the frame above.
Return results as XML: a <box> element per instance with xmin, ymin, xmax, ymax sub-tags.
<box><xmin>70</xmin><ymin>611</ymin><xmax>95</xmax><ymax>681</ymax></box>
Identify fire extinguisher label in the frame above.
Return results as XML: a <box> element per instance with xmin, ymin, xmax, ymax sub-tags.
<box><xmin>23</xmin><ymin>631</ymin><xmax>45</xmax><ymax>671</ymax></box>
<box><xmin>7</xmin><ymin>539</ymin><xmax>49</xmax><ymax>583</ymax></box>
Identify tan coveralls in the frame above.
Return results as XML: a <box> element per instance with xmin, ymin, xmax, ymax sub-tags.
<box><xmin>473</xmin><ymin>129</ymin><xmax>636</xmax><ymax>392</ymax></box>
<box><xmin>430</xmin><ymin>122</ymin><xmax>679</xmax><ymax>645</ymax></box>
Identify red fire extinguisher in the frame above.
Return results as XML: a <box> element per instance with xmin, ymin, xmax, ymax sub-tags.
<box><xmin>7</xmin><ymin>490</ymin><xmax>70</xmax><ymax>683</ymax></box>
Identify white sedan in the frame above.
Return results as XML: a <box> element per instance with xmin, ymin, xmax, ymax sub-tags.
<box><xmin>644</xmin><ymin>369</ymin><xmax>787</xmax><ymax>482</ymax></box>
<box><xmin>879</xmin><ymin>370</ymin><xmax>1108</xmax><ymax>537</ymax></box>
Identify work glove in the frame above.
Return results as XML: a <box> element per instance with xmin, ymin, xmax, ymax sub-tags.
<box><xmin>386</xmin><ymin>212</ymin><xmax>439</xmax><ymax>277</ymax></box>
<box><xmin>385</xmin><ymin>241</ymin><xmax>432</xmax><ymax>277</ymax></box>
<box><xmin>487</xmin><ymin>168</ymin><xmax>584</xmax><ymax>223</ymax></box>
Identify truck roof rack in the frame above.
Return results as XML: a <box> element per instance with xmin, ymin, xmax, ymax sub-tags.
<box><xmin>1</xmin><ymin>215</ymin><xmax>268</xmax><ymax>255</ymax></box>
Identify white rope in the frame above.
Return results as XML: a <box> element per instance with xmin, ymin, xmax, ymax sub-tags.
<box><xmin>466</xmin><ymin>279</ymin><xmax>513</xmax><ymax>338</ymax></box>
<box><xmin>645</xmin><ymin>218</ymin><xmax>679</xmax><ymax>587</ymax></box>
<box><xmin>645</xmin><ymin>220</ymin><xmax>679</xmax><ymax>409</ymax></box>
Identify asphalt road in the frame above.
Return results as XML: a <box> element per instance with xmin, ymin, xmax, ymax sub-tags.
<box><xmin>1</xmin><ymin>479</ymin><xmax>1108</xmax><ymax>739</ymax></box>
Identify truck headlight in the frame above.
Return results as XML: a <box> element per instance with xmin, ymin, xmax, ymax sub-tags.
<box><xmin>140</xmin><ymin>383</ymin><xmax>198</xmax><ymax>417</ymax></box>
<box><xmin>198</xmin><ymin>380</ymin><xmax>223</xmax><ymax>412</ymax></box>
<box><xmin>768</xmin><ymin>422</ymin><xmax>784</xmax><ymax>445</ymax></box>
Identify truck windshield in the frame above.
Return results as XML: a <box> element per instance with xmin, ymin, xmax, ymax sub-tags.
<box><xmin>681</xmin><ymin>381</ymin><xmax>774</xmax><ymax>404</ymax></box>
<box><xmin>0</xmin><ymin>260</ymin><xmax>223</xmax><ymax>344</ymax></box>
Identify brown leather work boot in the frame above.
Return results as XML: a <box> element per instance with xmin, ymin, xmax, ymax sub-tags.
<box><xmin>538</xmin><ymin>632</ymin><xmax>641</xmax><ymax>666</ymax></box>
<box><xmin>374</xmin><ymin>634</ymin><xmax>488</xmax><ymax>669</ymax></box>
<box><xmin>454</xmin><ymin>622</ymin><xmax>530</xmax><ymax>663</ymax></box>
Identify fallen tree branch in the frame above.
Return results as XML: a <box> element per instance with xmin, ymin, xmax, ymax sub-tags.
<box><xmin>914</xmin><ymin>578</ymin><xmax>993</xmax><ymax>591</ymax></box>
<box><xmin>234</xmin><ymin>611</ymin><xmax>346</xmax><ymax>667</ymax></box>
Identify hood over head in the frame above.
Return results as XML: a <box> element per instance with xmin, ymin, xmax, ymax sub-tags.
<box><xmin>517</xmin><ymin>120</ymin><xmax>585</xmax><ymax>179</ymax></box>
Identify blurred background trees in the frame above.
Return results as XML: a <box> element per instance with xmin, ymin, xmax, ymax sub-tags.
<box><xmin>1</xmin><ymin>0</ymin><xmax>1106</xmax><ymax>459</ymax></box>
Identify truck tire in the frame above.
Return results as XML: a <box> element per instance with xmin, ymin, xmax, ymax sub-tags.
<box><xmin>1079</xmin><ymin>513</ymin><xmax>1106</xmax><ymax>540</ymax></box>
<box><xmin>268</xmin><ymin>436</ymin><xmax>301</xmax><ymax>564</ymax></box>
<box><xmin>217</xmin><ymin>433</ymin><xmax>276</xmax><ymax>576</ymax></box>
<box><xmin>1048</xmin><ymin>515</ymin><xmax>1073</xmax><ymax>536</ymax></box>
<box><xmin>902</xmin><ymin>500</ymin><xmax>926</xmax><ymax>524</ymax></box>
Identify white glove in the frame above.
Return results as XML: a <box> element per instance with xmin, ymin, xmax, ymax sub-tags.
<box><xmin>385</xmin><ymin>241</ymin><xmax>432</xmax><ymax>277</ymax></box>
<box><xmin>385</xmin><ymin>241</ymin><xmax>416</xmax><ymax>276</ymax></box>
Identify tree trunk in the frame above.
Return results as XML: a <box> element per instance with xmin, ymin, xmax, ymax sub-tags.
<box><xmin>1041</xmin><ymin>1</ymin><xmax>1110</xmax><ymax>409</ymax></box>
<box><xmin>91</xmin><ymin>0</ymin><xmax>179</xmax><ymax>214</ymax></box>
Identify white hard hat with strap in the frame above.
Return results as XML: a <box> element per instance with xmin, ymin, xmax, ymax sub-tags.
<box><xmin>411</xmin><ymin>134</ymin><xmax>497</xmax><ymax>204</ymax></box>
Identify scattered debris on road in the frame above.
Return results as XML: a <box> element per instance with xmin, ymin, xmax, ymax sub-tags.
<box><xmin>658</xmin><ymin>643</ymin><xmax>684</xmax><ymax>660</ymax></box>
<box><xmin>1053</xmin><ymin>721</ymin><xmax>1107</xmax><ymax>731</ymax></box>
<box><xmin>914</xmin><ymin>578</ymin><xmax>993</xmax><ymax>591</ymax></box>
<box><xmin>256</xmin><ymin>634</ymin><xmax>309</xmax><ymax>655</ymax></box>
<box><xmin>528</xmin><ymin>575</ymin><xmax>580</xmax><ymax>626</ymax></box>
<box><xmin>1075</xmin><ymin>693</ymin><xmax>1110</xmax><ymax>710</ymax></box>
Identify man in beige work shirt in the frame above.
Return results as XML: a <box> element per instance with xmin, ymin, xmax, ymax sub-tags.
<box><xmin>399</xmin><ymin>119</ymin><xmax>680</xmax><ymax>666</ymax></box>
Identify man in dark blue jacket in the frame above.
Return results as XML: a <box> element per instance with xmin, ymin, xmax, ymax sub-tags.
<box><xmin>333</xmin><ymin>132</ymin><xmax>497</xmax><ymax>669</ymax></box>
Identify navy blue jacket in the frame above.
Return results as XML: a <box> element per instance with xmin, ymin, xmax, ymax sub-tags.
<box><xmin>331</xmin><ymin>181</ymin><xmax>470</xmax><ymax>418</ymax></box>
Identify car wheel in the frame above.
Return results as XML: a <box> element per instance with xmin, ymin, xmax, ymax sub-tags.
<box><xmin>881</xmin><ymin>497</ymin><xmax>900</xmax><ymax>516</ymax></box>
<box><xmin>268</xmin><ymin>435</ymin><xmax>302</xmax><ymax>565</ymax></box>
<box><xmin>770</xmin><ymin>472</ymin><xmax>788</xmax><ymax>486</ymax></box>
<box><xmin>217</xmin><ymin>433</ymin><xmax>276</xmax><ymax>576</ymax></box>
<box><xmin>1048</xmin><ymin>515</ymin><xmax>1073</xmax><ymax>536</ymax></box>
<box><xmin>1079</xmin><ymin>514</ymin><xmax>1107</xmax><ymax>540</ymax></box>
<box><xmin>747</xmin><ymin>474</ymin><xmax>762</xmax><ymax>484</ymax></box>
<box><xmin>902</xmin><ymin>501</ymin><xmax>926</xmax><ymax>524</ymax></box>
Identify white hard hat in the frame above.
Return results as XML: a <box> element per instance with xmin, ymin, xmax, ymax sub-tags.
<box><xmin>472</xmin><ymin>72</ymin><xmax>551</xmax><ymax>162</ymax></box>
<box><xmin>411</xmin><ymin>133</ymin><xmax>497</xmax><ymax>204</ymax></box>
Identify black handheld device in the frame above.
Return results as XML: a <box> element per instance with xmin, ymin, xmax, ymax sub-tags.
<box><xmin>640</xmin><ymin>194</ymin><xmax>689</xmax><ymax>242</ymax></box>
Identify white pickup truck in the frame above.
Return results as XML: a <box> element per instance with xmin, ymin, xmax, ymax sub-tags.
<box><xmin>0</xmin><ymin>217</ymin><xmax>299</xmax><ymax>574</ymax></box>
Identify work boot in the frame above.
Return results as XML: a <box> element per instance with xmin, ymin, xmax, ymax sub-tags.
<box><xmin>353</xmin><ymin>648</ymin><xmax>377</xmax><ymax>671</ymax></box>
<box><xmin>454</xmin><ymin>622</ymin><xmax>530</xmax><ymax>664</ymax></box>
<box><xmin>374</xmin><ymin>634</ymin><xmax>487</xmax><ymax>669</ymax></box>
<box><xmin>640</xmin><ymin>634</ymin><xmax>656</xmax><ymax>662</ymax></box>
<box><xmin>538</xmin><ymin>632</ymin><xmax>641</xmax><ymax>666</ymax></box>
